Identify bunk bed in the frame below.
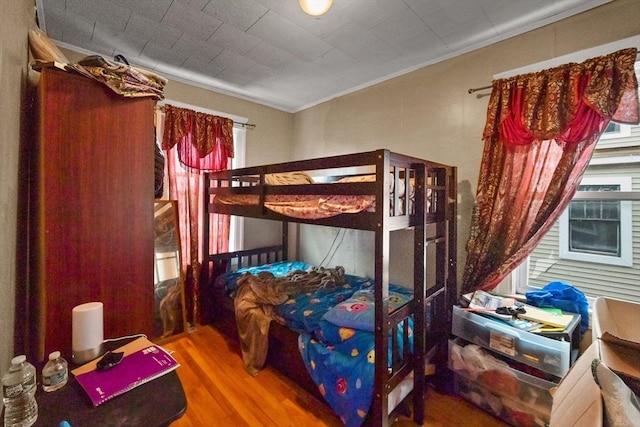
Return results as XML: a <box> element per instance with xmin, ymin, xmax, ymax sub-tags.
<box><xmin>200</xmin><ymin>149</ymin><xmax>457</xmax><ymax>426</ymax></box>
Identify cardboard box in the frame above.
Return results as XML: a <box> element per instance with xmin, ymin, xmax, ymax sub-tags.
<box><xmin>550</xmin><ymin>297</ymin><xmax>640</xmax><ymax>426</ymax></box>
<box><xmin>592</xmin><ymin>297</ymin><xmax>640</xmax><ymax>343</ymax></box>
<box><xmin>592</xmin><ymin>297</ymin><xmax>640</xmax><ymax>394</ymax></box>
<box><xmin>549</xmin><ymin>340</ymin><xmax>602</xmax><ymax>427</ymax></box>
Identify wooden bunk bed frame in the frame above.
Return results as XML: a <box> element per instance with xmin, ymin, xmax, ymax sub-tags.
<box><xmin>200</xmin><ymin>149</ymin><xmax>457</xmax><ymax>426</ymax></box>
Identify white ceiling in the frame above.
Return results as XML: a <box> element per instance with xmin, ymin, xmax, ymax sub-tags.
<box><xmin>37</xmin><ymin>0</ymin><xmax>611</xmax><ymax>112</ymax></box>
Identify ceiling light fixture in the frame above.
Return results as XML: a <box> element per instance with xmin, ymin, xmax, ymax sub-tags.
<box><xmin>298</xmin><ymin>0</ymin><xmax>333</xmax><ymax>16</ymax></box>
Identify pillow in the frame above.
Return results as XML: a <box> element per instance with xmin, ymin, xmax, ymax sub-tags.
<box><xmin>264</xmin><ymin>172</ymin><xmax>314</xmax><ymax>185</ymax></box>
<box><xmin>591</xmin><ymin>358</ymin><xmax>640</xmax><ymax>427</ymax></box>
<box><xmin>322</xmin><ymin>288</ymin><xmax>411</xmax><ymax>332</ymax></box>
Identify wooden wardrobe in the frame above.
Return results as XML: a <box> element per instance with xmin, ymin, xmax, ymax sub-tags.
<box><xmin>26</xmin><ymin>67</ymin><xmax>156</xmax><ymax>361</ymax></box>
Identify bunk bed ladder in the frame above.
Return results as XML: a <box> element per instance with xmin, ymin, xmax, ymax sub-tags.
<box><xmin>370</xmin><ymin>151</ymin><xmax>429</xmax><ymax>427</ymax></box>
<box><xmin>412</xmin><ymin>161</ymin><xmax>427</xmax><ymax>425</ymax></box>
<box><xmin>447</xmin><ymin>166</ymin><xmax>458</xmax><ymax>316</ymax></box>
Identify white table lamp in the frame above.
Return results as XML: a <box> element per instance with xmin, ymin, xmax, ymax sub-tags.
<box><xmin>72</xmin><ymin>302</ymin><xmax>104</xmax><ymax>364</ymax></box>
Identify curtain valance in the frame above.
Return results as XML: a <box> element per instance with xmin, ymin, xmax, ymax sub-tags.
<box><xmin>485</xmin><ymin>47</ymin><xmax>639</xmax><ymax>147</ymax></box>
<box><xmin>162</xmin><ymin>104</ymin><xmax>234</xmax><ymax>171</ymax></box>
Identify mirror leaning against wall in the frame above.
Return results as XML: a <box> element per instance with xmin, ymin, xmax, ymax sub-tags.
<box><xmin>153</xmin><ymin>200</ymin><xmax>187</xmax><ymax>339</ymax></box>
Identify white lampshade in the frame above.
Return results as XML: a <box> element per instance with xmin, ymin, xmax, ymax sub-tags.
<box><xmin>72</xmin><ymin>302</ymin><xmax>104</xmax><ymax>364</ymax></box>
<box><xmin>298</xmin><ymin>0</ymin><xmax>333</xmax><ymax>16</ymax></box>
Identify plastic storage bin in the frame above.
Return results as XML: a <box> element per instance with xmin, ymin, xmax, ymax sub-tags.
<box><xmin>449</xmin><ymin>338</ymin><xmax>557</xmax><ymax>427</ymax></box>
<box><xmin>451</xmin><ymin>305</ymin><xmax>579</xmax><ymax>377</ymax></box>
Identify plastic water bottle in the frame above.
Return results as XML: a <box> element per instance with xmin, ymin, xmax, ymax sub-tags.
<box><xmin>2</xmin><ymin>355</ymin><xmax>38</xmax><ymax>427</ymax></box>
<box><xmin>42</xmin><ymin>351</ymin><xmax>68</xmax><ymax>392</ymax></box>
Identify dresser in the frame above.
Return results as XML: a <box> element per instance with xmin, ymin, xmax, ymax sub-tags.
<box><xmin>24</xmin><ymin>67</ymin><xmax>155</xmax><ymax>361</ymax></box>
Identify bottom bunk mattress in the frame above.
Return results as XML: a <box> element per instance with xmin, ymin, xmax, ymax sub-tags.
<box><xmin>214</xmin><ymin>261</ymin><xmax>415</xmax><ymax>427</ymax></box>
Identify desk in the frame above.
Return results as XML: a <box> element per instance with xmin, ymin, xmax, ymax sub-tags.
<box><xmin>34</xmin><ymin>338</ymin><xmax>186</xmax><ymax>427</ymax></box>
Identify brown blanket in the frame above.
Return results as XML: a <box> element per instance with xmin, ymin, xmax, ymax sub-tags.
<box><xmin>234</xmin><ymin>266</ymin><xmax>345</xmax><ymax>375</ymax></box>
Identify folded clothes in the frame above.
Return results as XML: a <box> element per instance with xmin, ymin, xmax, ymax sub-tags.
<box><xmin>68</xmin><ymin>55</ymin><xmax>167</xmax><ymax>99</ymax></box>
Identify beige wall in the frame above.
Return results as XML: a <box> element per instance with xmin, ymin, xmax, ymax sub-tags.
<box><xmin>1</xmin><ymin>0</ymin><xmax>33</xmax><ymax>378</ymax></box>
<box><xmin>292</xmin><ymin>0</ymin><xmax>640</xmax><ymax>286</ymax></box>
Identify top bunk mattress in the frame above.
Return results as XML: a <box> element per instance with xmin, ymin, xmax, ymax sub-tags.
<box><xmin>206</xmin><ymin>149</ymin><xmax>452</xmax><ymax>224</ymax></box>
<box><xmin>212</xmin><ymin>173</ymin><xmax>415</xmax><ymax>219</ymax></box>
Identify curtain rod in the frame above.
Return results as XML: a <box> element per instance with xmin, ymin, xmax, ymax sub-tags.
<box><xmin>235</xmin><ymin>122</ymin><xmax>256</xmax><ymax>129</ymax></box>
<box><xmin>468</xmin><ymin>85</ymin><xmax>492</xmax><ymax>94</ymax></box>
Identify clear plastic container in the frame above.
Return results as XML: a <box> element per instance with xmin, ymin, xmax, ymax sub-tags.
<box><xmin>42</xmin><ymin>351</ymin><xmax>68</xmax><ymax>392</ymax></box>
<box><xmin>2</xmin><ymin>355</ymin><xmax>38</xmax><ymax>427</ymax></box>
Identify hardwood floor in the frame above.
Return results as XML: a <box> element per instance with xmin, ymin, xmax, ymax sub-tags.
<box><xmin>161</xmin><ymin>325</ymin><xmax>508</xmax><ymax>426</ymax></box>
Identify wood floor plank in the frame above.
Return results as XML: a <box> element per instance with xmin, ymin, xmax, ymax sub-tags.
<box><xmin>161</xmin><ymin>326</ymin><xmax>508</xmax><ymax>426</ymax></box>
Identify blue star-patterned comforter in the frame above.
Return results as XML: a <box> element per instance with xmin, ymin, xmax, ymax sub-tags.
<box><xmin>216</xmin><ymin>261</ymin><xmax>413</xmax><ymax>427</ymax></box>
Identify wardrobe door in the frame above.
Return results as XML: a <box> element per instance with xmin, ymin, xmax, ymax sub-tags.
<box><xmin>32</xmin><ymin>67</ymin><xmax>155</xmax><ymax>360</ymax></box>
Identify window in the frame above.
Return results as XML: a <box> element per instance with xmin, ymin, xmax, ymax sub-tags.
<box><xmin>568</xmin><ymin>186</ymin><xmax>619</xmax><ymax>256</ymax></box>
<box><xmin>156</xmin><ymin>101</ymin><xmax>248</xmax><ymax>254</ymax></box>
<box><xmin>513</xmin><ymin>176</ymin><xmax>639</xmax><ymax>302</ymax></box>
<box><xmin>558</xmin><ymin>177</ymin><xmax>632</xmax><ymax>267</ymax></box>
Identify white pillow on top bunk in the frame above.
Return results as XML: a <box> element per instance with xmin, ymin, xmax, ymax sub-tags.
<box><xmin>264</xmin><ymin>172</ymin><xmax>314</xmax><ymax>185</ymax></box>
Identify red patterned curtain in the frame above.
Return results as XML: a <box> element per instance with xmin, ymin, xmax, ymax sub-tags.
<box><xmin>462</xmin><ymin>48</ymin><xmax>639</xmax><ymax>294</ymax></box>
<box><xmin>159</xmin><ymin>105</ymin><xmax>232</xmax><ymax>326</ymax></box>
<box><xmin>162</xmin><ymin>104</ymin><xmax>234</xmax><ymax>171</ymax></box>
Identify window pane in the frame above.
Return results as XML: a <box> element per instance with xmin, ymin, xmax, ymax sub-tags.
<box><xmin>604</xmin><ymin>122</ymin><xmax>620</xmax><ymax>133</ymax></box>
<box><xmin>569</xmin><ymin>202</ymin><xmax>583</xmax><ymax>219</ymax></box>
<box><xmin>577</xmin><ymin>184</ymin><xmax>619</xmax><ymax>192</ymax></box>
<box><xmin>601</xmin><ymin>201</ymin><xmax>620</xmax><ymax>220</ymax></box>
<box><xmin>568</xmin><ymin>219</ymin><xmax>619</xmax><ymax>255</ymax></box>
<box><xmin>585</xmin><ymin>201</ymin><xmax>600</xmax><ymax>218</ymax></box>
